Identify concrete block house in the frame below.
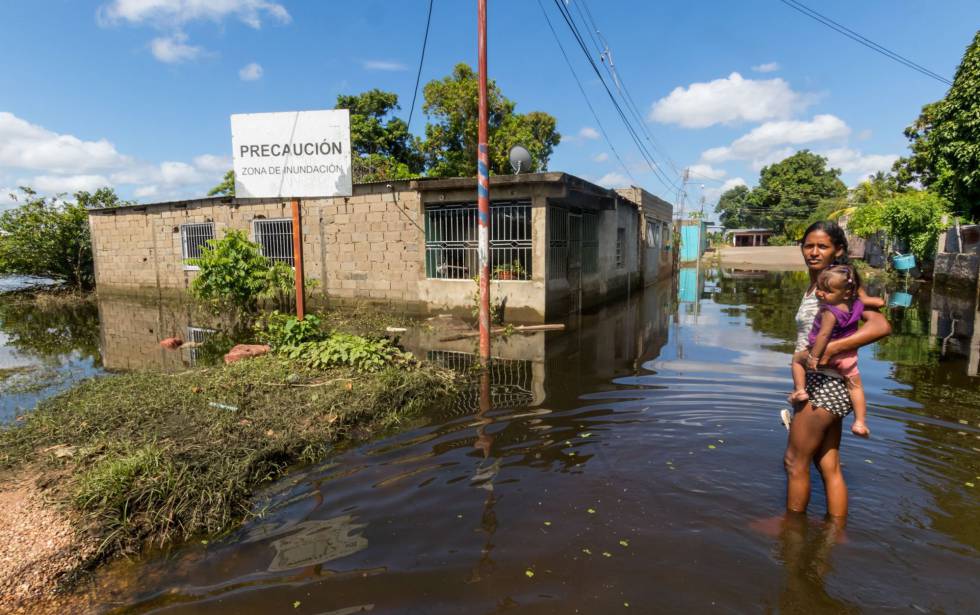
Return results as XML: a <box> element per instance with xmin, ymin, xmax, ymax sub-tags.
<box><xmin>88</xmin><ymin>173</ymin><xmax>673</xmax><ymax>323</ymax></box>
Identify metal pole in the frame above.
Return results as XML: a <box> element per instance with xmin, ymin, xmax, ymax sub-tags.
<box><xmin>291</xmin><ymin>197</ymin><xmax>306</xmax><ymax>320</ymax></box>
<box><xmin>477</xmin><ymin>0</ymin><xmax>491</xmax><ymax>363</ymax></box>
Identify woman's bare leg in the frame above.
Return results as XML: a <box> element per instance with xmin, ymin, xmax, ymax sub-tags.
<box><xmin>784</xmin><ymin>402</ymin><xmax>838</xmax><ymax>513</ymax></box>
<box><xmin>814</xmin><ymin>418</ymin><xmax>847</xmax><ymax>518</ymax></box>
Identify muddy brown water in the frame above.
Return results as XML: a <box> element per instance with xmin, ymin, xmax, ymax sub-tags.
<box><xmin>4</xmin><ymin>270</ymin><xmax>980</xmax><ymax>613</ymax></box>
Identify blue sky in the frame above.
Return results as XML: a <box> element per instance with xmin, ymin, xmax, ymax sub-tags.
<box><xmin>0</xmin><ymin>1</ymin><xmax>976</xmax><ymax>209</ymax></box>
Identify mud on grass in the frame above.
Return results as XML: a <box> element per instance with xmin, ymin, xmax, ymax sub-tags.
<box><xmin>0</xmin><ymin>355</ymin><xmax>455</xmax><ymax>566</ymax></box>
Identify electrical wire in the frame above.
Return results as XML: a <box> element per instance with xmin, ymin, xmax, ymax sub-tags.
<box><xmin>549</xmin><ymin>0</ymin><xmax>682</xmax><ymax>193</ymax></box>
<box><xmin>779</xmin><ymin>0</ymin><xmax>952</xmax><ymax>86</ymax></box>
<box><xmin>406</xmin><ymin>0</ymin><xmax>435</xmax><ymax>133</ymax></box>
<box><xmin>536</xmin><ymin>0</ymin><xmax>637</xmax><ymax>185</ymax></box>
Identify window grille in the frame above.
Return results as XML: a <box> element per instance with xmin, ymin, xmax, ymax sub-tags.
<box><xmin>426</xmin><ymin>350</ymin><xmax>535</xmax><ymax>413</ymax></box>
<box><xmin>253</xmin><ymin>219</ymin><xmax>294</xmax><ymax>265</ymax></box>
<box><xmin>548</xmin><ymin>207</ymin><xmax>568</xmax><ymax>280</ymax></box>
<box><xmin>186</xmin><ymin>326</ymin><xmax>215</xmax><ymax>366</ymax></box>
<box><xmin>424</xmin><ymin>201</ymin><xmax>532</xmax><ymax>280</ymax></box>
<box><xmin>582</xmin><ymin>212</ymin><xmax>599</xmax><ymax>274</ymax></box>
<box><xmin>616</xmin><ymin>227</ymin><xmax>626</xmax><ymax>268</ymax></box>
<box><xmin>181</xmin><ymin>223</ymin><xmax>214</xmax><ymax>268</ymax></box>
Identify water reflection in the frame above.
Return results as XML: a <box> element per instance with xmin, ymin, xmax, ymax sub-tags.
<box><xmin>11</xmin><ymin>272</ymin><xmax>980</xmax><ymax>613</ymax></box>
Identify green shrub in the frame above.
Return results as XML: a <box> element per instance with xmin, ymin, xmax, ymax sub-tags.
<box><xmin>188</xmin><ymin>230</ymin><xmax>272</xmax><ymax>316</ymax></box>
<box><xmin>257</xmin><ymin>311</ymin><xmax>325</xmax><ymax>349</ymax></box>
<box><xmin>286</xmin><ymin>332</ymin><xmax>413</xmax><ymax>372</ymax></box>
<box><xmin>850</xmin><ymin>191</ymin><xmax>951</xmax><ymax>262</ymax></box>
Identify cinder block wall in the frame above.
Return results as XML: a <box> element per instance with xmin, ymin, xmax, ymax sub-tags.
<box><xmin>89</xmin><ymin>182</ymin><xmax>427</xmax><ymax>308</ymax></box>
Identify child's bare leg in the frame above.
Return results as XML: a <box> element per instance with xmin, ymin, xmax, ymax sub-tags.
<box><xmin>847</xmin><ymin>375</ymin><xmax>870</xmax><ymax>438</ymax></box>
<box><xmin>790</xmin><ymin>359</ymin><xmax>809</xmax><ymax>402</ymax></box>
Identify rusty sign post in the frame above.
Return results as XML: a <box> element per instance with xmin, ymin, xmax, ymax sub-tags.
<box><xmin>291</xmin><ymin>198</ymin><xmax>305</xmax><ymax>320</ymax></box>
<box><xmin>477</xmin><ymin>0</ymin><xmax>491</xmax><ymax>363</ymax></box>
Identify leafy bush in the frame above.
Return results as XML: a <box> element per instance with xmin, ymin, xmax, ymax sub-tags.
<box><xmin>257</xmin><ymin>311</ymin><xmax>325</xmax><ymax>349</ymax></box>
<box><xmin>188</xmin><ymin>230</ymin><xmax>276</xmax><ymax>316</ymax></box>
<box><xmin>849</xmin><ymin>190</ymin><xmax>951</xmax><ymax>262</ymax></box>
<box><xmin>285</xmin><ymin>332</ymin><xmax>413</xmax><ymax>372</ymax></box>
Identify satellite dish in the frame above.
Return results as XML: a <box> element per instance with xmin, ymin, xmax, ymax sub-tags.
<box><xmin>509</xmin><ymin>145</ymin><xmax>532</xmax><ymax>174</ymax></box>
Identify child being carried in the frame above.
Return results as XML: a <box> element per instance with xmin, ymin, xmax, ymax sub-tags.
<box><xmin>789</xmin><ymin>264</ymin><xmax>884</xmax><ymax>437</ymax></box>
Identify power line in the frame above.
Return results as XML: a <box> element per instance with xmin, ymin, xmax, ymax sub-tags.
<box><xmin>406</xmin><ymin>0</ymin><xmax>435</xmax><ymax>133</ymax></box>
<box><xmin>779</xmin><ymin>0</ymin><xmax>952</xmax><ymax>86</ymax></box>
<box><xmin>536</xmin><ymin>0</ymin><xmax>637</xmax><ymax>185</ymax></box>
<box><xmin>549</xmin><ymin>0</ymin><xmax>682</xmax><ymax>193</ymax></box>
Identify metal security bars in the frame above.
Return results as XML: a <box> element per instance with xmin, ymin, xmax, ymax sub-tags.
<box><xmin>253</xmin><ymin>219</ymin><xmax>294</xmax><ymax>266</ymax></box>
<box><xmin>180</xmin><ymin>223</ymin><xmax>214</xmax><ymax>267</ymax></box>
<box><xmin>582</xmin><ymin>212</ymin><xmax>598</xmax><ymax>274</ymax></box>
<box><xmin>424</xmin><ymin>201</ymin><xmax>532</xmax><ymax>280</ymax></box>
<box><xmin>186</xmin><ymin>326</ymin><xmax>216</xmax><ymax>366</ymax></box>
<box><xmin>548</xmin><ymin>207</ymin><xmax>568</xmax><ymax>280</ymax></box>
<box><xmin>616</xmin><ymin>227</ymin><xmax>626</xmax><ymax>268</ymax></box>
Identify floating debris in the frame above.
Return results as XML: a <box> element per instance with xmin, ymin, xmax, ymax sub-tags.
<box><xmin>525</xmin><ymin>569</ymin><xmax>535</xmax><ymax>578</ymax></box>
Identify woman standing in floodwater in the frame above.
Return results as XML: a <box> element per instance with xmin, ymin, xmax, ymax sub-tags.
<box><xmin>784</xmin><ymin>221</ymin><xmax>891</xmax><ymax>518</ymax></box>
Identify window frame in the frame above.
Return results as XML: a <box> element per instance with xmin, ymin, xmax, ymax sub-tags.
<box><xmin>180</xmin><ymin>222</ymin><xmax>215</xmax><ymax>271</ymax></box>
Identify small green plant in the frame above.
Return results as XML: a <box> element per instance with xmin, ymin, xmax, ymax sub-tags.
<box><xmin>470</xmin><ymin>276</ymin><xmax>505</xmax><ymax>324</ymax></box>
<box><xmin>492</xmin><ymin>260</ymin><xmax>528</xmax><ymax>280</ymax></box>
<box><xmin>286</xmin><ymin>332</ymin><xmax>414</xmax><ymax>372</ymax></box>
<box><xmin>257</xmin><ymin>311</ymin><xmax>324</xmax><ymax>349</ymax></box>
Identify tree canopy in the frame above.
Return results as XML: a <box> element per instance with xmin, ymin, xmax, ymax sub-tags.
<box><xmin>335</xmin><ymin>89</ymin><xmax>424</xmax><ymax>183</ymax></box>
<box><xmin>421</xmin><ymin>63</ymin><xmax>560</xmax><ymax>178</ymax></box>
<box><xmin>0</xmin><ymin>187</ymin><xmax>129</xmax><ymax>289</ymax></box>
<box><xmin>893</xmin><ymin>31</ymin><xmax>980</xmax><ymax>221</ymax></box>
<box><xmin>714</xmin><ymin>150</ymin><xmax>847</xmax><ymax>237</ymax></box>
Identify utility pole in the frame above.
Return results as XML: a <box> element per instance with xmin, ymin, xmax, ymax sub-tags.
<box><xmin>476</xmin><ymin>0</ymin><xmax>491</xmax><ymax>363</ymax></box>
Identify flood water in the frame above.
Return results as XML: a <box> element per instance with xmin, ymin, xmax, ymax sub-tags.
<box><xmin>3</xmin><ymin>269</ymin><xmax>980</xmax><ymax>613</ymax></box>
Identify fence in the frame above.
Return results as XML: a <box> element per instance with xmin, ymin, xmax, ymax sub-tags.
<box><xmin>424</xmin><ymin>201</ymin><xmax>532</xmax><ymax>280</ymax></box>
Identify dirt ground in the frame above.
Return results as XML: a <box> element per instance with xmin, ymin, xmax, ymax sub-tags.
<box><xmin>717</xmin><ymin>245</ymin><xmax>806</xmax><ymax>270</ymax></box>
<box><xmin>0</xmin><ymin>470</ymin><xmax>96</xmax><ymax>614</ymax></box>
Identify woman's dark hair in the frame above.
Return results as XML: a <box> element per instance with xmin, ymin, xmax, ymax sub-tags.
<box><xmin>801</xmin><ymin>220</ymin><xmax>850</xmax><ymax>265</ymax></box>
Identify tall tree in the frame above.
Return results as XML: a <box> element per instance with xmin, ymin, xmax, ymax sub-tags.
<box><xmin>421</xmin><ymin>63</ymin><xmax>560</xmax><ymax>178</ymax></box>
<box><xmin>747</xmin><ymin>150</ymin><xmax>847</xmax><ymax>235</ymax></box>
<box><xmin>893</xmin><ymin>31</ymin><xmax>980</xmax><ymax>221</ymax></box>
<box><xmin>0</xmin><ymin>187</ymin><xmax>130</xmax><ymax>289</ymax></box>
<box><xmin>335</xmin><ymin>89</ymin><xmax>423</xmax><ymax>182</ymax></box>
<box><xmin>715</xmin><ymin>184</ymin><xmax>753</xmax><ymax>229</ymax></box>
<box><xmin>208</xmin><ymin>170</ymin><xmax>235</xmax><ymax>197</ymax></box>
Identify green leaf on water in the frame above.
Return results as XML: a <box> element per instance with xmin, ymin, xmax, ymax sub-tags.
<box><xmin>293</xmin><ymin>601</ymin><xmax>301</xmax><ymax>609</ymax></box>
<box><xmin>619</xmin><ymin>539</ymin><xmax>629</xmax><ymax>547</ymax></box>
<box><xmin>582</xmin><ymin>548</ymin><xmax>592</xmax><ymax>555</ymax></box>
<box><xmin>602</xmin><ymin>551</ymin><xmax>612</xmax><ymax>557</ymax></box>
<box><xmin>525</xmin><ymin>569</ymin><xmax>535</xmax><ymax>578</ymax></box>
<box><xmin>966</xmin><ymin>482</ymin><xmax>975</xmax><ymax>488</ymax></box>
<box><xmin>708</xmin><ymin>444</ymin><xmax>716</xmax><ymax>450</ymax></box>
<box><xmin>544</xmin><ymin>521</ymin><xmax>552</xmax><ymax>526</ymax></box>
<box><xmin>587</xmin><ymin>508</ymin><xmax>596</xmax><ymax>514</ymax></box>
<box><xmin>579</xmin><ymin>432</ymin><xmax>592</xmax><ymax>438</ymax></box>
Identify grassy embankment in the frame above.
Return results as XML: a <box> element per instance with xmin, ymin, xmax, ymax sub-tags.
<box><xmin>0</xmin><ymin>303</ymin><xmax>456</xmax><ymax>574</ymax></box>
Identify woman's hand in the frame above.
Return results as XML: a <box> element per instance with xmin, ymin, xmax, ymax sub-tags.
<box><xmin>820</xmin><ymin>310</ymin><xmax>892</xmax><ymax>365</ymax></box>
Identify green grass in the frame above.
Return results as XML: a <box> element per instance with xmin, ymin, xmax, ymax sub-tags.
<box><xmin>0</xmin><ymin>354</ymin><xmax>455</xmax><ymax>562</ymax></box>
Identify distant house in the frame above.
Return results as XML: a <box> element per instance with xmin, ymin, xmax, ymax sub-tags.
<box><xmin>87</xmin><ymin>173</ymin><xmax>674</xmax><ymax>323</ymax></box>
<box><xmin>725</xmin><ymin>228</ymin><xmax>774</xmax><ymax>247</ymax></box>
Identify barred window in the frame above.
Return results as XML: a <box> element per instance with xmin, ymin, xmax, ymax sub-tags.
<box><xmin>548</xmin><ymin>207</ymin><xmax>569</xmax><ymax>280</ymax></box>
<box><xmin>582</xmin><ymin>212</ymin><xmax>599</xmax><ymax>274</ymax></box>
<box><xmin>186</xmin><ymin>326</ymin><xmax>216</xmax><ymax>366</ymax></box>
<box><xmin>181</xmin><ymin>223</ymin><xmax>214</xmax><ymax>269</ymax></box>
<box><xmin>616</xmin><ymin>227</ymin><xmax>626</xmax><ymax>268</ymax></box>
<box><xmin>253</xmin><ymin>219</ymin><xmax>294</xmax><ymax>266</ymax></box>
<box><xmin>425</xmin><ymin>201</ymin><xmax>532</xmax><ymax>280</ymax></box>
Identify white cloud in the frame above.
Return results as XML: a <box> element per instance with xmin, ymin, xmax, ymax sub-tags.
<box><xmin>819</xmin><ymin>147</ymin><xmax>899</xmax><ymax>179</ymax></box>
<box><xmin>701</xmin><ymin>114</ymin><xmax>851</xmax><ymax>163</ymax></box>
<box><xmin>579</xmin><ymin>127</ymin><xmax>600</xmax><ymax>140</ymax></box>
<box><xmin>687</xmin><ymin>163</ymin><xmax>726</xmax><ymax>181</ymax></box>
<box><xmin>362</xmin><ymin>60</ymin><xmax>408</xmax><ymax>71</ymax></box>
<box><xmin>31</xmin><ymin>174</ymin><xmax>113</xmax><ymax>193</ymax></box>
<box><xmin>99</xmin><ymin>1</ymin><xmax>290</xmax><ymax>63</ymax></box>
<box><xmin>596</xmin><ymin>172</ymin><xmax>630</xmax><ymax>188</ymax></box>
<box><xmin>704</xmin><ymin>177</ymin><xmax>748</xmax><ymax>205</ymax></box>
<box><xmin>649</xmin><ymin>72</ymin><xmax>811</xmax><ymax>128</ymax></box>
<box><xmin>98</xmin><ymin>0</ymin><xmax>290</xmax><ymax>29</ymax></box>
<box><xmin>239</xmin><ymin>62</ymin><xmax>263</xmax><ymax>81</ymax></box>
<box><xmin>592</xmin><ymin>152</ymin><xmax>609</xmax><ymax>163</ymax></box>
<box><xmin>752</xmin><ymin>62</ymin><xmax>780</xmax><ymax>73</ymax></box>
<box><xmin>150</xmin><ymin>32</ymin><xmax>203</xmax><ymax>63</ymax></box>
<box><xmin>0</xmin><ymin>112</ymin><xmax>227</xmax><ymax>202</ymax></box>
<box><xmin>0</xmin><ymin>112</ymin><xmax>130</xmax><ymax>173</ymax></box>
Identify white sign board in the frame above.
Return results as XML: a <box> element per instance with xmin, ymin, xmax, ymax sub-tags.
<box><xmin>231</xmin><ymin>109</ymin><xmax>352</xmax><ymax>198</ymax></box>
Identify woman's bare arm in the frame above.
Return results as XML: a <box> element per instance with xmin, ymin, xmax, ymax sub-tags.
<box><xmin>819</xmin><ymin>309</ymin><xmax>891</xmax><ymax>364</ymax></box>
